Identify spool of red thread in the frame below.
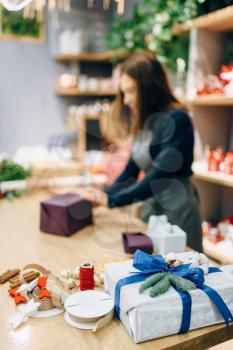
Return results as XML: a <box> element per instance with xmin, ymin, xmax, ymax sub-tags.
<box><xmin>79</xmin><ymin>262</ymin><xmax>95</xmax><ymax>291</ymax></box>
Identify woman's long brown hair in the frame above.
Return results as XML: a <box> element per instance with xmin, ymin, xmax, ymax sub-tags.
<box><xmin>110</xmin><ymin>52</ymin><xmax>183</xmax><ymax>139</ymax></box>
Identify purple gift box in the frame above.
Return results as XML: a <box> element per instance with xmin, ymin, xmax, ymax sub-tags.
<box><xmin>40</xmin><ymin>193</ymin><xmax>92</xmax><ymax>236</ymax></box>
<box><xmin>122</xmin><ymin>232</ymin><xmax>153</xmax><ymax>254</ymax></box>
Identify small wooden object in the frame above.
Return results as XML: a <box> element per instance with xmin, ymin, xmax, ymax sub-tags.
<box><xmin>9</xmin><ymin>271</ymin><xmax>40</xmax><ymax>289</ymax></box>
<box><xmin>0</xmin><ymin>269</ymin><xmax>20</xmax><ymax>284</ymax></box>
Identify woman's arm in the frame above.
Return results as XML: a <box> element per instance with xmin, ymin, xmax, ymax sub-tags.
<box><xmin>108</xmin><ymin>110</ymin><xmax>194</xmax><ymax>208</ymax></box>
<box><xmin>105</xmin><ymin>156</ymin><xmax>140</xmax><ymax>195</ymax></box>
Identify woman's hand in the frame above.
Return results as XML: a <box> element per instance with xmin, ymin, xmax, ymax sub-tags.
<box><xmin>79</xmin><ymin>186</ymin><xmax>108</xmax><ymax>207</ymax></box>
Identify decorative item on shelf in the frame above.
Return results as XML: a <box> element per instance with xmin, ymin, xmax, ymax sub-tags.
<box><xmin>202</xmin><ymin>221</ymin><xmax>223</xmax><ymax>243</ymax></box>
<box><xmin>77</xmin><ymin>75</ymin><xmax>116</xmax><ymax>92</ymax></box>
<box><xmin>147</xmin><ymin>215</ymin><xmax>187</xmax><ymax>255</ymax></box>
<box><xmin>196</xmin><ymin>62</ymin><xmax>233</xmax><ymax>97</ymax></box>
<box><xmin>58</xmin><ymin>28</ymin><xmax>88</xmax><ymax>55</ymax></box>
<box><xmin>206</xmin><ymin>147</ymin><xmax>233</xmax><ymax>175</ymax></box>
<box><xmin>74</xmin><ymin>100</ymin><xmax>110</xmax><ymax>118</ymax></box>
<box><xmin>202</xmin><ymin>216</ymin><xmax>233</xmax><ymax>244</ymax></box>
<box><xmin>56</xmin><ymin>74</ymin><xmax>77</xmax><ymax>88</ymax></box>
<box><xmin>105</xmin><ymin>249</ymin><xmax>233</xmax><ymax>343</ymax></box>
<box><xmin>197</xmin><ymin>74</ymin><xmax>224</xmax><ymax>96</ymax></box>
<box><xmin>219</xmin><ymin>57</ymin><xmax>233</xmax><ymax>96</ymax></box>
<box><xmin>207</xmin><ymin>147</ymin><xmax>224</xmax><ymax>172</ymax></box>
<box><xmin>224</xmin><ymin>151</ymin><xmax>233</xmax><ymax>175</ymax></box>
<box><xmin>40</xmin><ymin>193</ymin><xmax>93</xmax><ymax>237</ymax></box>
<box><xmin>173</xmin><ymin>58</ymin><xmax>187</xmax><ymax>98</ymax></box>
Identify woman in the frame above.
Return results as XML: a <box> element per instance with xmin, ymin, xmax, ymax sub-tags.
<box><xmin>81</xmin><ymin>53</ymin><xmax>203</xmax><ymax>252</ymax></box>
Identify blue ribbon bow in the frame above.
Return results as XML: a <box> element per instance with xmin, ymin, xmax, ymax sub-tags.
<box><xmin>114</xmin><ymin>250</ymin><xmax>233</xmax><ymax>333</ymax></box>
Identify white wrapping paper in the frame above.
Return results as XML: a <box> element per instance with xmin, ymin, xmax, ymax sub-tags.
<box><xmin>104</xmin><ymin>262</ymin><xmax>233</xmax><ymax>343</ymax></box>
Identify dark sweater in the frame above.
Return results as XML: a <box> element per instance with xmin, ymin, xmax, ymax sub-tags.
<box><xmin>106</xmin><ymin>108</ymin><xmax>194</xmax><ymax>208</ymax></box>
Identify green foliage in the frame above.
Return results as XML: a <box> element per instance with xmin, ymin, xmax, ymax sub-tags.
<box><xmin>169</xmin><ymin>274</ymin><xmax>196</xmax><ymax>291</ymax></box>
<box><xmin>139</xmin><ymin>272</ymin><xmax>167</xmax><ymax>294</ymax></box>
<box><xmin>150</xmin><ymin>275</ymin><xmax>171</xmax><ymax>297</ymax></box>
<box><xmin>0</xmin><ymin>159</ymin><xmax>31</xmax><ymax>182</ymax></box>
<box><xmin>1</xmin><ymin>6</ymin><xmax>40</xmax><ymax>38</ymax></box>
<box><xmin>139</xmin><ymin>272</ymin><xmax>196</xmax><ymax>297</ymax></box>
<box><xmin>0</xmin><ymin>159</ymin><xmax>31</xmax><ymax>199</ymax></box>
<box><xmin>106</xmin><ymin>0</ymin><xmax>231</xmax><ymax>72</ymax></box>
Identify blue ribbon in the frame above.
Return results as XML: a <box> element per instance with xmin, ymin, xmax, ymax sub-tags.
<box><xmin>114</xmin><ymin>250</ymin><xmax>233</xmax><ymax>333</ymax></box>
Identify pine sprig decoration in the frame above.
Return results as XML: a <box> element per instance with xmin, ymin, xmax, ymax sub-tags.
<box><xmin>138</xmin><ymin>272</ymin><xmax>197</xmax><ymax>297</ymax></box>
<box><xmin>139</xmin><ymin>272</ymin><xmax>167</xmax><ymax>294</ymax></box>
<box><xmin>150</xmin><ymin>275</ymin><xmax>171</xmax><ymax>297</ymax></box>
<box><xmin>169</xmin><ymin>274</ymin><xmax>196</xmax><ymax>291</ymax></box>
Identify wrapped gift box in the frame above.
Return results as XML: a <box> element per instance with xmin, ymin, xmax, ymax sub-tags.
<box><xmin>104</xmin><ymin>258</ymin><xmax>233</xmax><ymax>343</ymax></box>
<box><xmin>40</xmin><ymin>193</ymin><xmax>92</xmax><ymax>236</ymax></box>
<box><xmin>147</xmin><ymin>215</ymin><xmax>187</xmax><ymax>254</ymax></box>
<box><xmin>122</xmin><ymin>232</ymin><xmax>153</xmax><ymax>254</ymax></box>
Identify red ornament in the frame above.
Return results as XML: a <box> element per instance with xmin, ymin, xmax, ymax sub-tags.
<box><xmin>208</xmin><ymin>148</ymin><xmax>224</xmax><ymax>172</ymax></box>
<box><xmin>224</xmin><ymin>151</ymin><xmax>233</xmax><ymax>175</ymax></box>
<box><xmin>219</xmin><ymin>63</ymin><xmax>233</xmax><ymax>85</ymax></box>
<box><xmin>223</xmin><ymin>216</ymin><xmax>233</xmax><ymax>225</ymax></box>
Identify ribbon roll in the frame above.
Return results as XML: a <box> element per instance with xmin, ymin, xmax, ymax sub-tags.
<box><xmin>64</xmin><ymin>290</ymin><xmax>114</xmax><ymax>332</ymax></box>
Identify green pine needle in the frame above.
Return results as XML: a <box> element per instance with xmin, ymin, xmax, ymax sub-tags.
<box><xmin>139</xmin><ymin>272</ymin><xmax>168</xmax><ymax>294</ymax></box>
<box><xmin>169</xmin><ymin>274</ymin><xmax>196</xmax><ymax>291</ymax></box>
<box><xmin>149</xmin><ymin>275</ymin><xmax>171</xmax><ymax>297</ymax></box>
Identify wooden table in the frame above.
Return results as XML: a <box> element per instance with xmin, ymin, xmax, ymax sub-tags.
<box><xmin>1</xmin><ymin>190</ymin><xmax>233</xmax><ymax>350</ymax></box>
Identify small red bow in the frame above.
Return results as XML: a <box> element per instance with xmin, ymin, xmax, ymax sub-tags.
<box><xmin>8</xmin><ymin>288</ymin><xmax>27</xmax><ymax>305</ymax></box>
<box><xmin>37</xmin><ymin>276</ymin><xmax>51</xmax><ymax>299</ymax></box>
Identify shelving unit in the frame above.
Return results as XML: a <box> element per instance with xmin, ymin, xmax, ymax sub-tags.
<box><xmin>193</xmin><ymin>162</ymin><xmax>233</xmax><ymax>188</ymax></box>
<box><xmin>56</xmin><ymin>86</ymin><xmax>118</xmax><ymax>97</ymax></box>
<box><xmin>54</xmin><ymin>50</ymin><xmax>124</xmax><ymax>156</ymax></box>
<box><xmin>191</xmin><ymin>96</ymin><xmax>233</xmax><ymax>107</ymax></box>
<box><xmin>172</xmin><ymin>5</ymin><xmax>233</xmax><ymax>34</ymax></box>
<box><xmin>174</xmin><ymin>6</ymin><xmax>233</xmax><ymax>263</ymax></box>
<box><xmin>54</xmin><ymin>49</ymin><xmax>127</xmax><ymax>63</ymax></box>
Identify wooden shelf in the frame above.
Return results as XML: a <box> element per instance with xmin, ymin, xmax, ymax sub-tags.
<box><xmin>191</xmin><ymin>95</ymin><xmax>233</xmax><ymax>106</ymax></box>
<box><xmin>172</xmin><ymin>5</ymin><xmax>233</xmax><ymax>35</ymax></box>
<box><xmin>203</xmin><ymin>238</ymin><xmax>233</xmax><ymax>264</ymax></box>
<box><xmin>54</xmin><ymin>49</ymin><xmax>127</xmax><ymax>63</ymax></box>
<box><xmin>193</xmin><ymin>162</ymin><xmax>233</xmax><ymax>188</ymax></box>
<box><xmin>56</xmin><ymin>86</ymin><xmax>118</xmax><ymax>96</ymax></box>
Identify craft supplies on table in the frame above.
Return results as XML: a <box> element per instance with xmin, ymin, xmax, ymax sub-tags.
<box><xmin>64</xmin><ymin>290</ymin><xmax>114</xmax><ymax>332</ymax></box>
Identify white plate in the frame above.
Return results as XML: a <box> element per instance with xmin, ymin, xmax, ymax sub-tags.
<box><xmin>64</xmin><ymin>290</ymin><xmax>114</xmax><ymax>319</ymax></box>
<box><xmin>64</xmin><ymin>311</ymin><xmax>96</xmax><ymax>330</ymax></box>
<box><xmin>18</xmin><ymin>304</ymin><xmax>64</xmax><ymax>318</ymax></box>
